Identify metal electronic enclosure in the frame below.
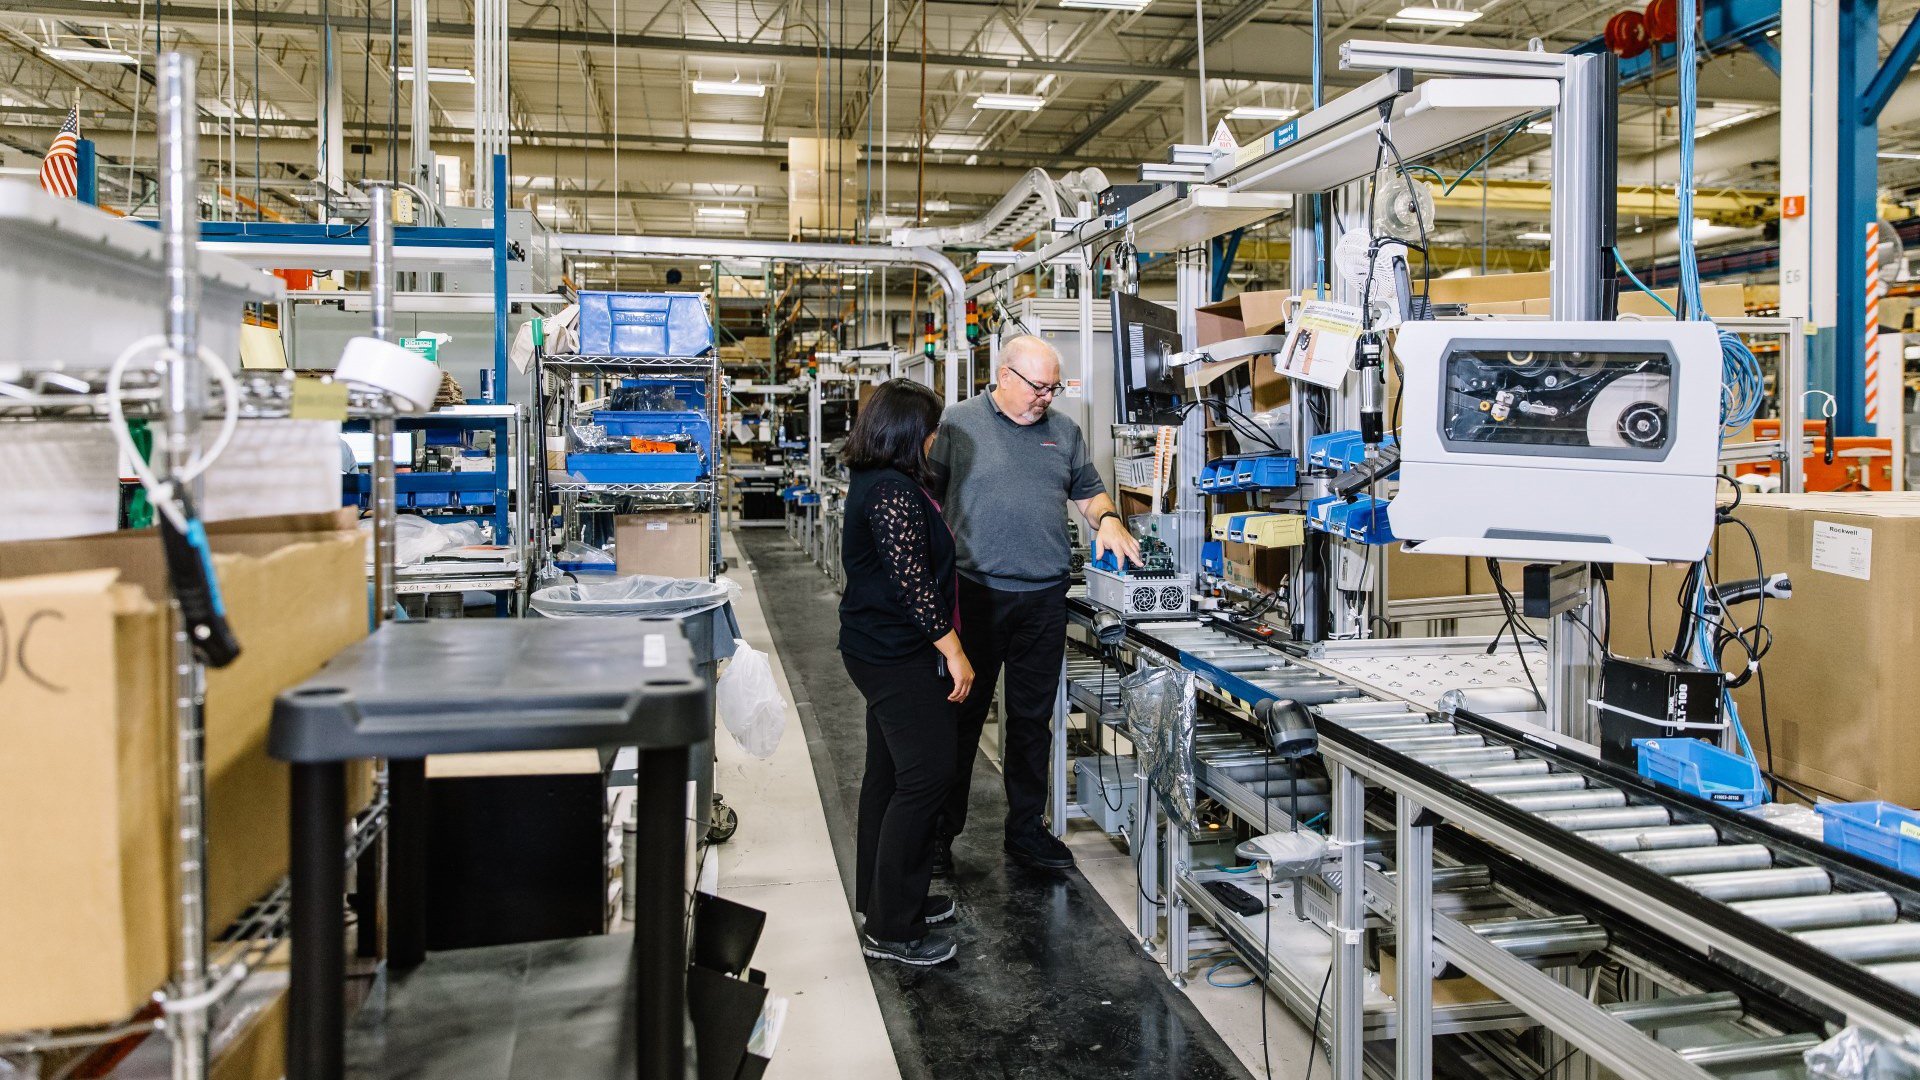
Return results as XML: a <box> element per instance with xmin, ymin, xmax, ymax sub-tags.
<box><xmin>1390</xmin><ymin>320</ymin><xmax>1723</xmax><ymax>564</ymax></box>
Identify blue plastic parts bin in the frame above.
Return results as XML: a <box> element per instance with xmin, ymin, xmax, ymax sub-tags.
<box><xmin>1202</xmin><ymin>455</ymin><xmax>1298</xmax><ymax>493</ymax></box>
<box><xmin>590</xmin><ymin>409</ymin><xmax>713</xmax><ymax>460</ymax></box>
<box><xmin>1309</xmin><ymin>431</ymin><xmax>1398</xmax><ymax>472</ymax></box>
<box><xmin>563</xmin><ymin>453</ymin><xmax>705</xmax><ymax>483</ymax></box>
<box><xmin>1633</xmin><ymin>738</ymin><xmax>1766</xmax><ymax>809</ymax></box>
<box><xmin>1305</xmin><ymin>495</ymin><xmax>1397</xmax><ymax>545</ymax></box>
<box><xmin>344</xmin><ymin>471</ymin><xmax>499</xmax><ymax>511</ymax></box>
<box><xmin>1200</xmin><ymin>541</ymin><xmax>1225</xmax><ymax>575</ymax></box>
<box><xmin>1817</xmin><ymin>802</ymin><xmax>1920</xmax><ymax>875</ymax></box>
<box><xmin>576</xmin><ymin>292</ymin><xmax>714</xmax><ymax>358</ymax></box>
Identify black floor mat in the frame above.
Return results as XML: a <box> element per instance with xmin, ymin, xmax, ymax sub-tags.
<box><xmin>737</xmin><ymin>529</ymin><xmax>1253</xmax><ymax>1080</ymax></box>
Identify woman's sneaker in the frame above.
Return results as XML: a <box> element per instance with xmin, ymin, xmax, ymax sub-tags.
<box><xmin>922</xmin><ymin>894</ymin><xmax>956</xmax><ymax>925</ymax></box>
<box><xmin>862</xmin><ymin>930</ymin><xmax>957</xmax><ymax>966</ymax></box>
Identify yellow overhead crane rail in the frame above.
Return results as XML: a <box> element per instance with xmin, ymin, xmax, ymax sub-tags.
<box><xmin>1433</xmin><ymin>177</ymin><xmax>1779</xmax><ymax>227</ymax></box>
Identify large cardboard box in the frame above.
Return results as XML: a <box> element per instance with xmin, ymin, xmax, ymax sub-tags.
<box><xmin>1424</xmin><ymin>271</ymin><xmax>1744</xmax><ymax>319</ymax></box>
<box><xmin>0</xmin><ymin>513</ymin><xmax>365</xmax><ymax>1031</ymax></box>
<box><xmin>1390</xmin><ymin>548</ymin><xmax>1470</xmax><ymax>600</ymax></box>
<box><xmin>1721</xmin><ymin>493</ymin><xmax>1920</xmax><ymax>803</ymax></box>
<box><xmin>615</xmin><ymin>511</ymin><xmax>710</xmax><ymax>578</ymax></box>
<box><xmin>1191</xmin><ymin>289</ymin><xmax>1292</xmax><ymax>412</ymax></box>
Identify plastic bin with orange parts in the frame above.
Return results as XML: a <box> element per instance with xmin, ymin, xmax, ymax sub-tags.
<box><xmin>1733</xmin><ymin>419</ymin><xmax>1895</xmax><ymax>492</ymax></box>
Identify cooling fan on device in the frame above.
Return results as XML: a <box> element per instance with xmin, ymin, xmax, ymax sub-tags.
<box><xmin>1373</xmin><ymin>166</ymin><xmax>1435</xmax><ymax>242</ymax></box>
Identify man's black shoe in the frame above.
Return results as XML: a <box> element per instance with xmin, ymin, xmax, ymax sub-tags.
<box><xmin>1004</xmin><ymin>826</ymin><xmax>1074</xmax><ymax>870</ymax></box>
<box><xmin>923</xmin><ymin>894</ymin><xmax>956</xmax><ymax>925</ymax></box>
<box><xmin>862</xmin><ymin>931</ymin><xmax>957</xmax><ymax>966</ymax></box>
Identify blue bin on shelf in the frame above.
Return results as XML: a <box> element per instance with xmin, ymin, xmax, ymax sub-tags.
<box><xmin>590</xmin><ymin>409</ymin><xmax>713</xmax><ymax>459</ymax></box>
<box><xmin>1633</xmin><ymin>738</ymin><xmax>1766</xmax><ymax>809</ymax></box>
<box><xmin>564</xmin><ymin>453</ymin><xmax>705</xmax><ymax>483</ymax></box>
<box><xmin>1817</xmin><ymin>801</ymin><xmax>1920</xmax><ymax>875</ymax></box>
<box><xmin>576</xmin><ymin>291</ymin><xmax>714</xmax><ymax>357</ymax></box>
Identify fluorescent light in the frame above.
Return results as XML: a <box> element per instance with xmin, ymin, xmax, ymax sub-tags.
<box><xmin>1526</xmin><ymin>120</ymin><xmax>1553</xmax><ymax>135</ymax></box>
<box><xmin>928</xmin><ymin>134</ymin><xmax>986</xmax><ymax>152</ymax></box>
<box><xmin>841</xmin><ymin>283</ymin><xmax>857</xmax><ymax>291</ymax></box>
<box><xmin>964</xmin><ymin>154</ymin><xmax>979</xmax><ymax>165</ymax></box>
<box><xmin>1697</xmin><ymin>110</ymin><xmax>1762</xmax><ymax>136</ymax></box>
<box><xmin>691</xmin><ymin>79</ymin><xmax>767</xmax><ymax>98</ymax></box>
<box><xmin>1517</xmin><ymin>231</ymin><xmax>1552</xmax><ymax>241</ymax></box>
<box><xmin>1694</xmin><ymin>217</ymin><xmax>1739</xmax><ymax>238</ymax></box>
<box><xmin>840</xmin><ymin>267</ymin><xmax>873</xmax><ymax>275</ymax></box>
<box><xmin>696</xmin><ymin>206</ymin><xmax>748</xmax><ymax>219</ymax></box>
<box><xmin>1880</xmin><ymin>151</ymin><xmax>1920</xmax><ymax>161</ymax></box>
<box><xmin>42</xmin><ymin>46</ymin><xmax>137</xmax><ymax>64</ymax></box>
<box><xmin>1061</xmin><ymin>0</ymin><xmax>1154</xmax><ymax>9</ymax></box>
<box><xmin>974</xmin><ymin>93</ymin><xmax>1045</xmax><ymax>112</ymax></box>
<box><xmin>924</xmin><ymin>198</ymin><xmax>952</xmax><ymax>212</ymax></box>
<box><xmin>1227</xmin><ymin>105</ymin><xmax>1299</xmax><ymax>121</ymax></box>
<box><xmin>1390</xmin><ymin>5</ymin><xmax>1483</xmax><ymax>24</ymax></box>
<box><xmin>396</xmin><ymin>66</ymin><xmax>474</xmax><ymax>84</ymax></box>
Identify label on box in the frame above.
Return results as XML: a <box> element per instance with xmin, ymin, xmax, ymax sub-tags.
<box><xmin>646</xmin><ymin>521</ymin><xmax>669</xmax><ymax>531</ymax></box>
<box><xmin>643</xmin><ymin>634</ymin><xmax>666</xmax><ymax>668</ymax></box>
<box><xmin>1810</xmin><ymin>520</ymin><xmax>1872</xmax><ymax>580</ymax></box>
<box><xmin>1902</xmin><ymin>821</ymin><xmax>1920</xmax><ymax>841</ymax></box>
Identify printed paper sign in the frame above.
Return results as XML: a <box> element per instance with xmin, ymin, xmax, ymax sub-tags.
<box><xmin>1064</xmin><ymin>378</ymin><xmax>1084</xmax><ymax>398</ymax></box>
<box><xmin>1274</xmin><ymin>300</ymin><xmax>1363</xmax><ymax>389</ymax></box>
<box><xmin>1810</xmin><ymin>520</ymin><xmax>1872</xmax><ymax>580</ymax></box>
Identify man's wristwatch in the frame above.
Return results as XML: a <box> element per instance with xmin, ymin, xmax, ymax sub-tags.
<box><xmin>1096</xmin><ymin>510</ymin><xmax>1122</xmax><ymax>529</ymax></box>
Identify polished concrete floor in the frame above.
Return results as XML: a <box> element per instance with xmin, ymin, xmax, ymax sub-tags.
<box><xmin>738</xmin><ymin>528</ymin><xmax>1260</xmax><ymax>1080</ymax></box>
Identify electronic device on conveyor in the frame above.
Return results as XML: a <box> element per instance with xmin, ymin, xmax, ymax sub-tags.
<box><xmin>1083</xmin><ymin>535</ymin><xmax>1192</xmax><ymax>618</ymax></box>
<box><xmin>1388</xmin><ymin>320</ymin><xmax>1723</xmax><ymax>565</ymax></box>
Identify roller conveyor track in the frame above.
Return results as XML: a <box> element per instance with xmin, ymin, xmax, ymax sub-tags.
<box><xmin>1064</xmin><ymin>610</ymin><xmax>1920</xmax><ymax>1068</ymax></box>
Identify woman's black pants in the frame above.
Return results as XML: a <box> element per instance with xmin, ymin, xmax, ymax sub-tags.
<box><xmin>843</xmin><ymin>650</ymin><xmax>957</xmax><ymax>943</ymax></box>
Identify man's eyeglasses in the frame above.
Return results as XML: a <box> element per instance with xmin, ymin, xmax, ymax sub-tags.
<box><xmin>1005</xmin><ymin>367</ymin><xmax>1066</xmax><ymax>398</ymax></box>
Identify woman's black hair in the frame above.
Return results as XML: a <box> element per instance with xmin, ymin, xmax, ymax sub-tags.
<box><xmin>842</xmin><ymin>378</ymin><xmax>944</xmax><ymax>483</ymax></box>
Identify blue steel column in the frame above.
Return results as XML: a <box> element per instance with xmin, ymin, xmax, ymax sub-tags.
<box><xmin>1829</xmin><ymin>0</ymin><xmax>1882</xmax><ymax>435</ymax></box>
<box><xmin>491</xmin><ymin>152</ymin><xmax>509</xmax><ymax>404</ymax></box>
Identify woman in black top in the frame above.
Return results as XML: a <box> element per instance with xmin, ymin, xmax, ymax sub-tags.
<box><xmin>839</xmin><ymin>378</ymin><xmax>974</xmax><ymax>966</ymax></box>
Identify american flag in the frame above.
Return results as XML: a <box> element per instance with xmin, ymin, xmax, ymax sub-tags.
<box><xmin>39</xmin><ymin>106</ymin><xmax>79</xmax><ymax>198</ymax></box>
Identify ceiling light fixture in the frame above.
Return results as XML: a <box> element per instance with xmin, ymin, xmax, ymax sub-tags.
<box><xmin>840</xmin><ymin>267</ymin><xmax>874</xmax><ymax>275</ymax></box>
<box><xmin>1880</xmin><ymin>151</ymin><xmax>1920</xmax><ymax>161</ymax></box>
<box><xmin>924</xmin><ymin>198</ymin><xmax>952</xmax><ymax>212</ymax></box>
<box><xmin>1059</xmin><ymin>0</ymin><xmax>1155</xmax><ymax>10</ymax></box>
<box><xmin>1226</xmin><ymin>105</ymin><xmax>1299</xmax><ymax>121</ymax></box>
<box><xmin>42</xmin><ymin>45</ymin><xmax>137</xmax><ymax>64</ymax></box>
<box><xmin>928</xmin><ymin>134</ymin><xmax>987</xmax><ymax>152</ymax></box>
<box><xmin>974</xmin><ymin>92</ymin><xmax>1046</xmax><ymax>112</ymax></box>
<box><xmin>396</xmin><ymin>66</ymin><xmax>475</xmax><ymax>84</ymax></box>
<box><xmin>696</xmin><ymin>206</ymin><xmax>748</xmax><ymax>219</ymax></box>
<box><xmin>691</xmin><ymin>79</ymin><xmax>768</xmax><ymax>98</ymax></box>
<box><xmin>1389</xmin><ymin>5</ymin><xmax>1483</xmax><ymax>25</ymax></box>
<box><xmin>1517</xmin><ymin>231</ymin><xmax>1552</xmax><ymax>241</ymax></box>
<box><xmin>1697</xmin><ymin>110</ymin><xmax>1763</xmax><ymax>136</ymax></box>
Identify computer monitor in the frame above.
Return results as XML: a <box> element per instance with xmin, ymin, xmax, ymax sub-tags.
<box><xmin>1112</xmin><ymin>292</ymin><xmax>1184</xmax><ymax>424</ymax></box>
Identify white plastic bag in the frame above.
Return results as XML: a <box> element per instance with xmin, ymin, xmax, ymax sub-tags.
<box><xmin>716</xmin><ymin>639</ymin><xmax>786</xmax><ymax>759</ymax></box>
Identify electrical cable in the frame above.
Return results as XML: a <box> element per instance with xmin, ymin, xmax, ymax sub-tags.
<box><xmin>104</xmin><ymin>337</ymin><xmax>242</xmax><ymax>533</ymax></box>
<box><xmin>1301</xmin><ymin>966</ymin><xmax>1332</xmax><ymax>1080</ymax></box>
<box><xmin>1486</xmin><ymin>560</ymin><xmax>1548</xmax><ymax>710</ymax></box>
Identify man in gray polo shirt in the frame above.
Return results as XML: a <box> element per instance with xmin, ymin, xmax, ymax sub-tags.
<box><xmin>927</xmin><ymin>334</ymin><xmax>1142</xmax><ymax>872</ymax></box>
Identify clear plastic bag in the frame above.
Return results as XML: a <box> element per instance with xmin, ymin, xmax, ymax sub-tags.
<box><xmin>361</xmin><ymin>514</ymin><xmax>487</xmax><ymax>566</ymax></box>
<box><xmin>1806</xmin><ymin>1027</ymin><xmax>1920</xmax><ymax>1080</ymax></box>
<box><xmin>1122</xmin><ymin>664</ymin><xmax>1198</xmax><ymax>828</ymax></box>
<box><xmin>530</xmin><ymin>574</ymin><xmax>740</xmax><ymax>619</ymax></box>
<box><xmin>553</xmin><ymin>540</ymin><xmax>615</xmax><ymax>568</ymax></box>
<box><xmin>569</xmin><ymin>422</ymin><xmax>614</xmax><ymax>451</ymax></box>
<box><xmin>716</xmin><ymin>640</ymin><xmax>787</xmax><ymax>759</ymax></box>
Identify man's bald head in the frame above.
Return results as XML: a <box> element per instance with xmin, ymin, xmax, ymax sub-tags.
<box><xmin>1000</xmin><ymin>334</ymin><xmax>1063</xmax><ymax>383</ymax></box>
<box><xmin>993</xmin><ymin>334</ymin><xmax>1065</xmax><ymax>425</ymax></box>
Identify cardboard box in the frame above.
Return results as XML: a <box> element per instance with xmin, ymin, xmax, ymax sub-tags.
<box><xmin>0</xmin><ymin>571</ymin><xmax>170</xmax><ymax>1033</ymax></box>
<box><xmin>0</xmin><ymin>513</ymin><xmax>366</xmax><ymax>1032</ymax></box>
<box><xmin>1190</xmin><ymin>290</ymin><xmax>1292</xmax><ymax>412</ymax></box>
<box><xmin>1380</xmin><ymin>948</ymin><xmax>1502</xmax><ymax>1006</ymax></box>
<box><xmin>615</xmin><ymin>511</ymin><xmax>710</xmax><ymax>578</ymax></box>
<box><xmin>1389</xmin><ymin>548</ymin><xmax>1470</xmax><ymax>600</ymax></box>
<box><xmin>1222</xmin><ymin>540</ymin><xmax>1288</xmax><ymax>590</ymax></box>
<box><xmin>1423</xmin><ymin>272</ymin><xmax>1744</xmax><ymax>319</ymax></box>
<box><xmin>1721</xmin><ymin>493</ymin><xmax>1920</xmax><ymax>803</ymax></box>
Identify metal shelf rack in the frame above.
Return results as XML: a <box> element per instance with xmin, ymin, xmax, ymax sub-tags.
<box><xmin>533</xmin><ymin>345</ymin><xmax>724</xmax><ymax>580</ymax></box>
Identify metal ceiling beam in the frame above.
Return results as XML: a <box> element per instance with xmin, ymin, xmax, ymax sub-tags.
<box><xmin>0</xmin><ymin>0</ymin><xmax>1329</xmax><ymax>87</ymax></box>
<box><xmin>1056</xmin><ymin>0</ymin><xmax>1275</xmax><ymax>159</ymax></box>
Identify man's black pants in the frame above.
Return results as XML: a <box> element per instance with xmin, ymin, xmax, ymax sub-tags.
<box><xmin>940</xmin><ymin>577</ymin><xmax>1067</xmax><ymax>841</ymax></box>
<box><xmin>844</xmin><ymin>651</ymin><xmax>957</xmax><ymax>942</ymax></box>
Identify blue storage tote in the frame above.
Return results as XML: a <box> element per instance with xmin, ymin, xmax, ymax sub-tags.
<box><xmin>590</xmin><ymin>409</ymin><xmax>713</xmax><ymax>459</ymax></box>
<box><xmin>1817</xmin><ymin>802</ymin><xmax>1920</xmax><ymax>876</ymax></box>
<box><xmin>1633</xmin><ymin>738</ymin><xmax>1765</xmax><ymax>809</ymax></box>
<box><xmin>563</xmin><ymin>453</ymin><xmax>705</xmax><ymax>484</ymax></box>
<box><xmin>576</xmin><ymin>292</ymin><xmax>714</xmax><ymax>358</ymax></box>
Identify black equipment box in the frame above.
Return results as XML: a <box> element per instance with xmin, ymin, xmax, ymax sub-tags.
<box><xmin>1597</xmin><ymin>656</ymin><xmax>1725</xmax><ymax>768</ymax></box>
